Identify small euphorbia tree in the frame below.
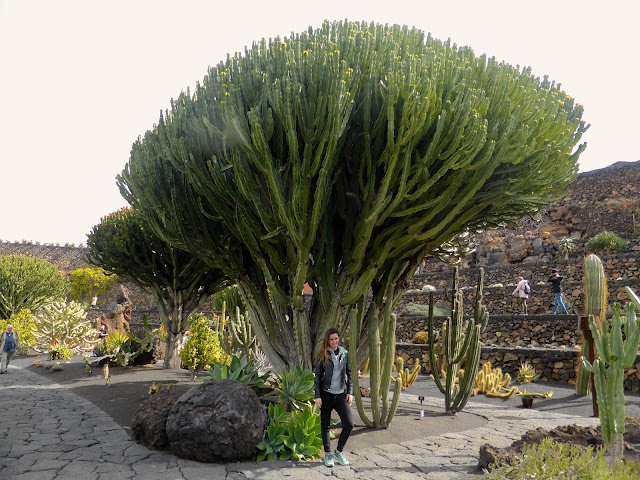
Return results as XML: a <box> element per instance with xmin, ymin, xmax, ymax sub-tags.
<box><xmin>87</xmin><ymin>208</ymin><xmax>231</xmax><ymax>368</ymax></box>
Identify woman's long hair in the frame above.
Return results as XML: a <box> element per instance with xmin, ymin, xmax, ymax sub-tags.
<box><xmin>317</xmin><ymin>328</ymin><xmax>339</xmax><ymax>364</ymax></box>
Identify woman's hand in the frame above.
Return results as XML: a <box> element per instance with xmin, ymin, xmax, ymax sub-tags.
<box><xmin>346</xmin><ymin>394</ymin><xmax>353</xmax><ymax>405</ymax></box>
<box><xmin>315</xmin><ymin>398</ymin><xmax>322</xmax><ymax>408</ymax></box>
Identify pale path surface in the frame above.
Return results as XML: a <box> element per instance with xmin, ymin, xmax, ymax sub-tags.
<box><xmin>0</xmin><ymin>362</ymin><xmax>600</xmax><ymax>480</ymax></box>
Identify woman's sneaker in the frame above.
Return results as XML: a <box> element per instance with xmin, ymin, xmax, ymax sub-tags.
<box><xmin>333</xmin><ymin>450</ymin><xmax>349</xmax><ymax>465</ymax></box>
<box><xmin>324</xmin><ymin>453</ymin><xmax>334</xmax><ymax>467</ymax></box>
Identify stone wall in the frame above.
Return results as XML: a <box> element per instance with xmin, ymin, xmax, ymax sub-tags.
<box><xmin>397</xmin><ymin>314</ymin><xmax>580</xmax><ymax>347</ymax></box>
<box><xmin>396</xmin><ymin>344</ymin><xmax>640</xmax><ymax>392</ymax></box>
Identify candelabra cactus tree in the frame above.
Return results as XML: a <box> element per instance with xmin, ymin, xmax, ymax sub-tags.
<box><xmin>581</xmin><ymin>290</ymin><xmax>640</xmax><ymax>462</ymax></box>
<box><xmin>118</xmin><ymin>20</ymin><xmax>587</xmax><ymax>372</ymax></box>
<box><xmin>87</xmin><ymin>208</ymin><xmax>231</xmax><ymax>369</ymax></box>
<box><xmin>428</xmin><ymin>267</ymin><xmax>489</xmax><ymax>415</ymax></box>
<box><xmin>349</xmin><ymin>290</ymin><xmax>401</xmax><ymax>429</ymax></box>
<box><xmin>576</xmin><ymin>254</ymin><xmax>608</xmax><ymax>395</ymax></box>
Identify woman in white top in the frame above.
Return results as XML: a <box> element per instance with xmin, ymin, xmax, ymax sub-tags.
<box><xmin>512</xmin><ymin>276</ymin><xmax>529</xmax><ymax>315</ymax></box>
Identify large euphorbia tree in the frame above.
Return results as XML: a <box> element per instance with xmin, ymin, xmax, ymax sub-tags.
<box><xmin>119</xmin><ymin>21</ymin><xmax>588</xmax><ymax>371</ymax></box>
<box><xmin>86</xmin><ymin>208</ymin><xmax>231</xmax><ymax>368</ymax></box>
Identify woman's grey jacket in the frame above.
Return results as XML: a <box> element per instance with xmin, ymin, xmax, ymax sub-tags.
<box><xmin>314</xmin><ymin>346</ymin><xmax>353</xmax><ymax>398</ymax></box>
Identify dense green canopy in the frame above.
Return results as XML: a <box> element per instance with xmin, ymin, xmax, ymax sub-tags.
<box><xmin>86</xmin><ymin>207</ymin><xmax>231</xmax><ymax>368</ymax></box>
<box><xmin>119</xmin><ymin>21</ymin><xmax>587</xmax><ymax>369</ymax></box>
<box><xmin>0</xmin><ymin>255</ymin><xmax>70</xmax><ymax>319</ymax></box>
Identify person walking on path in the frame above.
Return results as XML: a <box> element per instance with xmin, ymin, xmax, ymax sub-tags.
<box><xmin>548</xmin><ymin>269</ymin><xmax>569</xmax><ymax>314</ymax></box>
<box><xmin>314</xmin><ymin>328</ymin><xmax>354</xmax><ymax>468</ymax></box>
<box><xmin>512</xmin><ymin>276</ymin><xmax>529</xmax><ymax>315</ymax></box>
<box><xmin>0</xmin><ymin>324</ymin><xmax>20</xmax><ymax>373</ymax></box>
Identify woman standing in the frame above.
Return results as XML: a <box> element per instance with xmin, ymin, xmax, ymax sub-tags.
<box><xmin>314</xmin><ymin>328</ymin><xmax>354</xmax><ymax>467</ymax></box>
<box><xmin>512</xmin><ymin>276</ymin><xmax>529</xmax><ymax>315</ymax></box>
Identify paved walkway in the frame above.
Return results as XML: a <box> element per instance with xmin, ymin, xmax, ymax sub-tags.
<box><xmin>0</xmin><ymin>363</ymin><xmax>600</xmax><ymax>480</ymax></box>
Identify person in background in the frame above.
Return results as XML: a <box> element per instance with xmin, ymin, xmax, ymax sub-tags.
<box><xmin>548</xmin><ymin>269</ymin><xmax>569</xmax><ymax>314</ymax></box>
<box><xmin>512</xmin><ymin>276</ymin><xmax>529</xmax><ymax>315</ymax></box>
<box><xmin>314</xmin><ymin>328</ymin><xmax>354</xmax><ymax>468</ymax></box>
<box><xmin>0</xmin><ymin>324</ymin><xmax>20</xmax><ymax>373</ymax></box>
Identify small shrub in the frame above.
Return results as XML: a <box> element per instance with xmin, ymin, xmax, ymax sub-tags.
<box><xmin>179</xmin><ymin>313</ymin><xmax>230</xmax><ymax>371</ymax></box>
<box><xmin>48</xmin><ymin>344</ymin><xmax>73</xmax><ymax>360</ymax></box>
<box><xmin>482</xmin><ymin>438</ymin><xmax>640</xmax><ymax>479</ymax></box>
<box><xmin>585</xmin><ymin>231</ymin><xmax>628</xmax><ymax>254</ymax></box>
<box><xmin>412</xmin><ymin>331</ymin><xmax>430</xmax><ymax>344</ymax></box>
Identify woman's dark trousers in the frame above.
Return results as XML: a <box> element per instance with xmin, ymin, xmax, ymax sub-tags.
<box><xmin>320</xmin><ymin>391</ymin><xmax>354</xmax><ymax>453</ymax></box>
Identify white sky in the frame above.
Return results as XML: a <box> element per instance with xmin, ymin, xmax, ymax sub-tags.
<box><xmin>1</xmin><ymin>0</ymin><xmax>638</xmax><ymax>246</ymax></box>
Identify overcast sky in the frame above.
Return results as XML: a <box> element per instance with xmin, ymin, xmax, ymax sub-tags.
<box><xmin>1</xmin><ymin>0</ymin><xmax>638</xmax><ymax>245</ymax></box>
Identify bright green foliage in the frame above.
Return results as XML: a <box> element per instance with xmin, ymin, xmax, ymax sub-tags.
<box><xmin>69</xmin><ymin>268</ymin><xmax>118</xmax><ymax>302</ymax></box>
<box><xmin>256</xmin><ymin>403</ymin><xmax>322</xmax><ymax>461</ymax></box>
<box><xmin>482</xmin><ymin>438</ymin><xmax>640</xmax><ymax>479</ymax></box>
<box><xmin>95</xmin><ymin>325</ymin><xmax>155</xmax><ymax>367</ymax></box>
<box><xmin>119</xmin><ymin>20</ymin><xmax>587</xmax><ymax>372</ymax></box>
<box><xmin>585</xmin><ymin>231</ymin><xmax>628</xmax><ymax>254</ymax></box>
<box><xmin>0</xmin><ymin>309</ymin><xmax>37</xmax><ymax>354</ymax></box>
<box><xmin>268</xmin><ymin>365</ymin><xmax>315</xmax><ymax>411</ymax></box>
<box><xmin>179</xmin><ymin>313</ymin><xmax>230</xmax><ymax>371</ymax></box>
<box><xmin>428</xmin><ymin>267</ymin><xmax>489</xmax><ymax>415</ymax></box>
<box><xmin>0</xmin><ymin>255</ymin><xmax>70</xmax><ymax>319</ymax></box>
<box><xmin>48</xmin><ymin>343</ymin><xmax>73</xmax><ymax>360</ymax></box>
<box><xmin>582</xmin><ymin>298</ymin><xmax>640</xmax><ymax>460</ymax></box>
<box><xmin>202</xmin><ymin>354</ymin><xmax>272</xmax><ymax>396</ymax></box>
<box><xmin>32</xmin><ymin>301</ymin><xmax>98</xmax><ymax>355</ymax></box>
<box><xmin>576</xmin><ymin>254</ymin><xmax>608</xmax><ymax>395</ymax></box>
<box><xmin>350</xmin><ymin>304</ymin><xmax>401</xmax><ymax>428</ymax></box>
<box><xmin>87</xmin><ymin>207</ymin><xmax>231</xmax><ymax>369</ymax></box>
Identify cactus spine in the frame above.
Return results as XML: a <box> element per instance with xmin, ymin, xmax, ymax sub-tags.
<box><xmin>581</xmin><ymin>288</ymin><xmax>640</xmax><ymax>461</ymax></box>
<box><xmin>428</xmin><ymin>267</ymin><xmax>489</xmax><ymax>415</ymax></box>
<box><xmin>349</xmin><ymin>301</ymin><xmax>401</xmax><ymax>429</ymax></box>
<box><xmin>576</xmin><ymin>254</ymin><xmax>608</xmax><ymax>395</ymax></box>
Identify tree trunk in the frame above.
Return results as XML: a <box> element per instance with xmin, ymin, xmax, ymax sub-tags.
<box><xmin>164</xmin><ymin>331</ymin><xmax>183</xmax><ymax>369</ymax></box>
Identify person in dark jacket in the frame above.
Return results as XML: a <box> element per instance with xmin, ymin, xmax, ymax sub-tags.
<box><xmin>548</xmin><ymin>269</ymin><xmax>569</xmax><ymax>314</ymax></box>
<box><xmin>314</xmin><ymin>328</ymin><xmax>354</xmax><ymax>468</ymax></box>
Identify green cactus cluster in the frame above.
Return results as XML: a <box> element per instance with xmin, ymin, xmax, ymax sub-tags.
<box><xmin>428</xmin><ymin>267</ymin><xmax>488</xmax><ymax>415</ymax></box>
<box><xmin>32</xmin><ymin>301</ymin><xmax>98</xmax><ymax>355</ymax></box>
<box><xmin>576</xmin><ymin>254</ymin><xmax>608</xmax><ymax>395</ymax></box>
<box><xmin>349</xmin><ymin>304</ymin><xmax>401</xmax><ymax>429</ymax></box>
<box><xmin>581</xmin><ymin>290</ymin><xmax>640</xmax><ymax>460</ymax></box>
<box><xmin>396</xmin><ymin>356</ymin><xmax>420</xmax><ymax>390</ymax></box>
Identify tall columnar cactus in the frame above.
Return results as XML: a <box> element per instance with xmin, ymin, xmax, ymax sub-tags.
<box><xmin>428</xmin><ymin>267</ymin><xmax>489</xmax><ymax>415</ymax></box>
<box><xmin>349</xmin><ymin>301</ymin><xmax>401</xmax><ymax>429</ymax></box>
<box><xmin>576</xmin><ymin>254</ymin><xmax>608</xmax><ymax>395</ymax></box>
<box><xmin>581</xmin><ymin>297</ymin><xmax>640</xmax><ymax>462</ymax></box>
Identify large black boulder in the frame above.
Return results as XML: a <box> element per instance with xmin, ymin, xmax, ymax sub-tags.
<box><xmin>131</xmin><ymin>387</ymin><xmax>188</xmax><ymax>449</ymax></box>
<box><xmin>166</xmin><ymin>379</ymin><xmax>267</xmax><ymax>462</ymax></box>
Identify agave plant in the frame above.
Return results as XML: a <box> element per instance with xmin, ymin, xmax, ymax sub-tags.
<box><xmin>517</xmin><ymin>361</ymin><xmax>541</xmax><ymax>383</ymax></box>
<box><xmin>266</xmin><ymin>365</ymin><xmax>315</xmax><ymax>411</ymax></box>
<box><xmin>202</xmin><ymin>354</ymin><xmax>272</xmax><ymax>396</ymax></box>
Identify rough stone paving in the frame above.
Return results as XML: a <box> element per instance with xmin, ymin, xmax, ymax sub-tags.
<box><xmin>0</xmin><ymin>363</ymin><xmax>599</xmax><ymax>480</ymax></box>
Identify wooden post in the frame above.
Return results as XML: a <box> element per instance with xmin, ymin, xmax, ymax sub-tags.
<box><xmin>578</xmin><ymin>315</ymin><xmax>599</xmax><ymax>417</ymax></box>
